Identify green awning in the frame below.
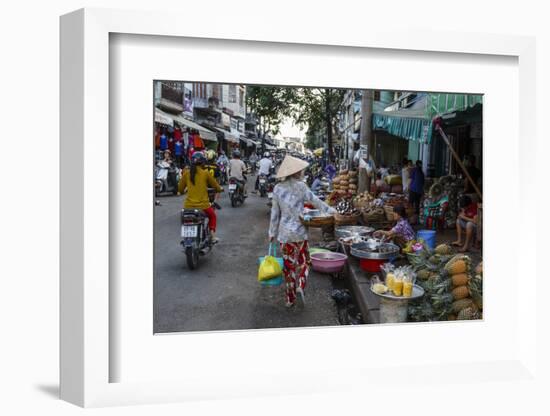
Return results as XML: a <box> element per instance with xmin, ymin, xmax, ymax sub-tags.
<box><xmin>428</xmin><ymin>94</ymin><xmax>483</xmax><ymax>117</ymax></box>
<box><xmin>371</xmin><ymin>92</ymin><xmax>482</xmax><ymax>143</ymax></box>
<box><xmin>372</xmin><ymin>113</ymin><xmax>432</xmax><ymax>143</ymax></box>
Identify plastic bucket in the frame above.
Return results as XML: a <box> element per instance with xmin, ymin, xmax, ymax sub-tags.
<box><xmin>359</xmin><ymin>258</ymin><xmax>388</xmax><ymax>273</ymax></box>
<box><xmin>417</xmin><ymin>229</ymin><xmax>436</xmax><ymax>250</ymax></box>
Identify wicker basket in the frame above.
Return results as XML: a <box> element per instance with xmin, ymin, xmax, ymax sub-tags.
<box><xmin>362</xmin><ymin>208</ymin><xmax>385</xmax><ymax>223</ymax></box>
<box><xmin>383</xmin><ymin>205</ymin><xmax>395</xmax><ymax>221</ymax></box>
<box><xmin>334</xmin><ymin>212</ymin><xmax>360</xmax><ymax>226</ymax></box>
<box><xmin>300</xmin><ymin>215</ymin><xmax>335</xmax><ymax>228</ymax></box>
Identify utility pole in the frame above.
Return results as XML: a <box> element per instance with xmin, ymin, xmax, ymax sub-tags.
<box><xmin>358</xmin><ymin>89</ymin><xmax>374</xmax><ymax>193</ymax></box>
<box><xmin>325</xmin><ymin>89</ymin><xmax>333</xmax><ymax>162</ymax></box>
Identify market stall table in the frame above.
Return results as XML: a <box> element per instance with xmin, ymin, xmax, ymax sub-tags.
<box><xmin>370</xmin><ymin>284</ymin><xmax>425</xmax><ymax>323</ymax></box>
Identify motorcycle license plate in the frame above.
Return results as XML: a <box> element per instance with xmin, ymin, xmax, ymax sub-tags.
<box><xmin>268</xmin><ymin>192</ymin><xmax>273</xmax><ymax>198</ymax></box>
<box><xmin>259</xmin><ymin>179</ymin><xmax>266</xmax><ymax>184</ymax></box>
<box><xmin>181</xmin><ymin>225</ymin><xmax>198</xmax><ymax>238</ymax></box>
<box><xmin>229</xmin><ymin>184</ymin><xmax>237</xmax><ymax>190</ymax></box>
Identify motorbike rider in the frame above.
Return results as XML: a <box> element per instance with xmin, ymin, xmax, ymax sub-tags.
<box><xmin>255</xmin><ymin>151</ymin><xmax>273</xmax><ymax>191</ymax></box>
<box><xmin>249</xmin><ymin>151</ymin><xmax>259</xmax><ymax>174</ymax></box>
<box><xmin>178</xmin><ymin>152</ymin><xmax>223</xmax><ymax>243</ymax></box>
<box><xmin>228</xmin><ymin>149</ymin><xmax>248</xmax><ymax>196</ymax></box>
<box><xmin>217</xmin><ymin>150</ymin><xmax>229</xmax><ymax>181</ymax></box>
<box><xmin>156</xmin><ymin>150</ymin><xmax>175</xmax><ymax>181</ymax></box>
<box><xmin>204</xmin><ymin>149</ymin><xmax>221</xmax><ymax>179</ymax></box>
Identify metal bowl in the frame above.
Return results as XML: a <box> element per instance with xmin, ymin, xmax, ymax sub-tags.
<box><xmin>350</xmin><ymin>241</ymin><xmax>400</xmax><ymax>260</ymax></box>
<box><xmin>335</xmin><ymin>225</ymin><xmax>375</xmax><ymax>239</ymax></box>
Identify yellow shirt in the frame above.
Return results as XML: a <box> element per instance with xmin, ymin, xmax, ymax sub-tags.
<box><xmin>178</xmin><ymin>167</ymin><xmax>222</xmax><ymax>210</ymax></box>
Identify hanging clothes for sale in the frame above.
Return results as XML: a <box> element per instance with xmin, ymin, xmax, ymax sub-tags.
<box><xmin>168</xmin><ymin>136</ymin><xmax>175</xmax><ymax>153</ymax></box>
<box><xmin>174</xmin><ymin>140</ymin><xmax>183</xmax><ymax>157</ymax></box>
<box><xmin>155</xmin><ymin>130</ymin><xmax>161</xmax><ymax>149</ymax></box>
<box><xmin>193</xmin><ymin>132</ymin><xmax>205</xmax><ymax>150</ymax></box>
<box><xmin>160</xmin><ymin>133</ymin><xmax>168</xmax><ymax>151</ymax></box>
<box><xmin>173</xmin><ymin>127</ymin><xmax>182</xmax><ymax>141</ymax></box>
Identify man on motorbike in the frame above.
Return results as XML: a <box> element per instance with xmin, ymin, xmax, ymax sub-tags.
<box><xmin>228</xmin><ymin>150</ymin><xmax>248</xmax><ymax>196</ymax></box>
<box><xmin>216</xmin><ymin>150</ymin><xmax>229</xmax><ymax>182</ymax></box>
<box><xmin>255</xmin><ymin>151</ymin><xmax>273</xmax><ymax>191</ymax></box>
<box><xmin>178</xmin><ymin>152</ymin><xmax>223</xmax><ymax>243</ymax></box>
<box><xmin>204</xmin><ymin>149</ymin><xmax>221</xmax><ymax>179</ymax></box>
<box><xmin>249</xmin><ymin>151</ymin><xmax>258</xmax><ymax>174</ymax></box>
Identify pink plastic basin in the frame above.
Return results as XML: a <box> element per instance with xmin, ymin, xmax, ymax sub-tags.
<box><xmin>310</xmin><ymin>252</ymin><xmax>348</xmax><ymax>273</ymax></box>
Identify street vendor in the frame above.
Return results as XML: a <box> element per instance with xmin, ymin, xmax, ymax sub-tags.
<box><xmin>269</xmin><ymin>155</ymin><xmax>336</xmax><ymax>308</ymax></box>
<box><xmin>373</xmin><ymin>205</ymin><xmax>415</xmax><ymax>247</ymax></box>
<box><xmin>452</xmin><ymin>195</ymin><xmax>479</xmax><ymax>252</ymax></box>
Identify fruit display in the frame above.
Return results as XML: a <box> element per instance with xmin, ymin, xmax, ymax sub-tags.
<box><xmin>331</xmin><ymin>170</ymin><xmax>359</xmax><ymax>197</ymax></box>
<box><xmin>434</xmin><ymin>244</ymin><xmax>452</xmax><ymax>255</ymax></box>
<box><xmin>335</xmin><ymin>199</ymin><xmax>360</xmax><ymax>216</ymax></box>
<box><xmin>408</xmin><ymin>252</ymin><xmax>481</xmax><ymax>322</ymax></box>
<box><xmin>381</xmin><ymin>193</ymin><xmax>408</xmax><ymax>207</ymax></box>
<box><xmin>352</xmin><ymin>192</ymin><xmax>374</xmax><ymax>209</ymax></box>
<box><xmin>326</xmin><ymin>190</ymin><xmax>347</xmax><ymax>207</ymax></box>
<box><xmin>371</xmin><ymin>283</ymin><xmax>388</xmax><ymax>294</ymax></box>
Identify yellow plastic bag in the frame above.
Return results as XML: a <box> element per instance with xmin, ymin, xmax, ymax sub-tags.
<box><xmin>257</xmin><ymin>245</ymin><xmax>283</xmax><ymax>281</ymax></box>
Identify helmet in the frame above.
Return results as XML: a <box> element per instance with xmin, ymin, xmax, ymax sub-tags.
<box><xmin>191</xmin><ymin>152</ymin><xmax>206</xmax><ymax>165</ymax></box>
<box><xmin>232</xmin><ymin>150</ymin><xmax>241</xmax><ymax>158</ymax></box>
<box><xmin>206</xmin><ymin>149</ymin><xmax>216</xmax><ymax>161</ymax></box>
<box><xmin>264</xmin><ymin>152</ymin><xmax>270</xmax><ymax>158</ymax></box>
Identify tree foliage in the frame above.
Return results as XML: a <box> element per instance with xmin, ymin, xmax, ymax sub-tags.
<box><xmin>246</xmin><ymin>86</ymin><xmax>345</xmax><ymax>158</ymax></box>
<box><xmin>246</xmin><ymin>86</ymin><xmax>296</xmax><ymax>138</ymax></box>
<box><xmin>289</xmin><ymin>88</ymin><xmax>345</xmax><ymax>158</ymax></box>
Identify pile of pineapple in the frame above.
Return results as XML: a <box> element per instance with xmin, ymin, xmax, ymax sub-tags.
<box><xmin>408</xmin><ymin>244</ymin><xmax>483</xmax><ymax>322</ymax></box>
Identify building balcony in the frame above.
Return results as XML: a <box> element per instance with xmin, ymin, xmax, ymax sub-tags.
<box><xmin>157</xmin><ymin>97</ymin><xmax>183</xmax><ymax>114</ymax></box>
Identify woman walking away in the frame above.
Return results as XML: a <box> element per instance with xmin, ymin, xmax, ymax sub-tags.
<box><xmin>269</xmin><ymin>155</ymin><xmax>336</xmax><ymax>308</ymax></box>
<box><xmin>178</xmin><ymin>152</ymin><xmax>223</xmax><ymax>242</ymax></box>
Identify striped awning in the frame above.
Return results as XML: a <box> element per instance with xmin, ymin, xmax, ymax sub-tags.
<box><xmin>214</xmin><ymin>127</ymin><xmax>239</xmax><ymax>144</ymax></box>
<box><xmin>154</xmin><ymin>108</ymin><xmax>174</xmax><ymax>126</ymax></box>
<box><xmin>372</xmin><ymin>113</ymin><xmax>432</xmax><ymax>143</ymax></box>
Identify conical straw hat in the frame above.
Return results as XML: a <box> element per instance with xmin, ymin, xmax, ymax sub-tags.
<box><xmin>276</xmin><ymin>155</ymin><xmax>310</xmax><ymax>179</ymax></box>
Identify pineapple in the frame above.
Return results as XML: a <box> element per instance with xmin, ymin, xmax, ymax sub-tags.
<box><xmin>457</xmin><ymin>306</ymin><xmax>480</xmax><ymax>320</ymax></box>
<box><xmin>435</xmin><ymin>244</ymin><xmax>452</xmax><ymax>255</ymax></box>
<box><xmin>451</xmin><ymin>273</ymin><xmax>469</xmax><ymax>287</ymax></box>
<box><xmin>452</xmin><ymin>298</ymin><xmax>474</xmax><ymax>314</ymax></box>
<box><xmin>417</xmin><ymin>269</ymin><xmax>431</xmax><ymax>280</ymax></box>
<box><xmin>444</xmin><ymin>254</ymin><xmax>471</xmax><ymax>275</ymax></box>
<box><xmin>475</xmin><ymin>261</ymin><xmax>483</xmax><ymax>276</ymax></box>
<box><xmin>452</xmin><ymin>285</ymin><xmax>470</xmax><ymax>300</ymax></box>
<box><xmin>469</xmin><ymin>276</ymin><xmax>483</xmax><ymax>310</ymax></box>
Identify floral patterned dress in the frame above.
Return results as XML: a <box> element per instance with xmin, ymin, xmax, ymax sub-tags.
<box><xmin>269</xmin><ymin>178</ymin><xmax>335</xmax><ymax>305</ymax></box>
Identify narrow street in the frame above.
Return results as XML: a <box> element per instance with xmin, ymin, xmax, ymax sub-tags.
<box><xmin>154</xmin><ymin>176</ymin><xmax>340</xmax><ymax>333</ymax></box>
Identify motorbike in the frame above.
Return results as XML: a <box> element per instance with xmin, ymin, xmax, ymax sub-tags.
<box><xmin>155</xmin><ymin>161</ymin><xmax>179</xmax><ymax>196</ymax></box>
<box><xmin>258</xmin><ymin>173</ymin><xmax>269</xmax><ymax>197</ymax></box>
<box><xmin>266</xmin><ymin>174</ymin><xmax>277</xmax><ymax>207</ymax></box>
<box><xmin>228</xmin><ymin>177</ymin><xmax>246</xmax><ymax>207</ymax></box>
<box><xmin>216</xmin><ymin>163</ymin><xmax>228</xmax><ymax>185</ymax></box>
<box><xmin>180</xmin><ymin>189</ymin><xmax>218</xmax><ymax>270</ymax></box>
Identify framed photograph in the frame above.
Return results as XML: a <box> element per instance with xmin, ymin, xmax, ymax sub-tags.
<box><xmin>60</xmin><ymin>7</ymin><xmax>538</xmax><ymax>408</ymax></box>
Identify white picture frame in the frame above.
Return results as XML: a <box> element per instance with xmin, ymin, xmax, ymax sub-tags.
<box><xmin>60</xmin><ymin>7</ymin><xmax>539</xmax><ymax>408</ymax></box>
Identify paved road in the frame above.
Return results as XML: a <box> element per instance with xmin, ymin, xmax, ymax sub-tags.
<box><xmin>154</xmin><ymin>175</ymin><xmax>340</xmax><ymax>333</ymax></box>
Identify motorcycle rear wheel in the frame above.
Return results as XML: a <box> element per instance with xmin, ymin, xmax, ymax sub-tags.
<box><xmin>185</xmin><ymin>247</ymin><xmax>199</xmax><ymax>269</ymax></box>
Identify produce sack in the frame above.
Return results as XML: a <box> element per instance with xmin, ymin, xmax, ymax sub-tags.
<box><xmin>384</xmin><ymin>174</ymin><xmax>402</xmax><ymax>186</ymax></box>
<box><xmin>258</xmin><ymin>243</ymin><xmax>283</xmax><ymax>282</ymax></box>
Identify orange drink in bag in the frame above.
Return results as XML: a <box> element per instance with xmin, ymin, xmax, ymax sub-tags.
<box><xmin>386</xmin><ymin>273</ymin><xmax>395</xmax><ymax>292</ymax></box>
<box><xmin>403</xmin><ymin>279</ymin><xmax>413</xmax><ymax>297</ymax></box>
<box><xmin>392</xmin><ymin>276</ymin><xmax>403</xmax><ymax>296</ymax></box>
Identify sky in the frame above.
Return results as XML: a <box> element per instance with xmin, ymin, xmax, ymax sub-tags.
<box><xmin>276</xmin><ymin>117</ymin><xmax>306</xmax><ymax>140</ymax></box>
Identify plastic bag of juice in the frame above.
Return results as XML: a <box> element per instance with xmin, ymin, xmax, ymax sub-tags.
<box><xmin>381</xmin><ymin>263</ymin><xmax>395</xmax><ymax>292</ymax></box>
